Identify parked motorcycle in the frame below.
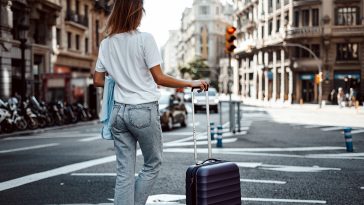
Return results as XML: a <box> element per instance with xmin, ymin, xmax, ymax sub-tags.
<box><xmin>22</xmin><ymin>99</ymin><xmax>39</xmax><ymax>130</ymax></box>
<box><xmin>7</xmin><ymin>97</ymin><xmax>27</xmax><ymax>131</ymax></box>
<box><xmin>0</xmin><ymin>99</ymin><xmax>13</xmax><ymax>133</ymax></box>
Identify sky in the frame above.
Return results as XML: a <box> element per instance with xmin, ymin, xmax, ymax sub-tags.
<box><xmin>140</xmin><ymin>0</ymin><xmax>193</xmax><ymax>48</ymax></box>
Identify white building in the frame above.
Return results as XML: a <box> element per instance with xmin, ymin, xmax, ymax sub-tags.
<box><xmin>161</xmin><ymin>30</ymin><xmax>180</xmax><ymax>77</ymax></box>
<box><xmin>177</xmin><ymin>0</ymin><xmax>234</xmax><ymax>88</ymax></box>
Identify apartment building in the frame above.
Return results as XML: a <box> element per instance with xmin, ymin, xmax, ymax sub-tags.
<box><xmin>50</xmin><ymin>0</ymin><xmax>110</xmax><ymax>114</ymax></box>
<box><xmin>177</xmin><ymin>0</ymin><xmax>234</xmax><ymax>87</ymax></box>
<box><xmin>234</xmin><ymin>0</ymin><xmax>364</xmax><ymax>104</ymax></box>
<box><xmin>0</xmin><ymin>0</ymin><xmax>61</xmax><ymax>99</ymax></box>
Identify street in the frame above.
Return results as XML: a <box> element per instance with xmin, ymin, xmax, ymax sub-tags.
<box><xmin>0</xmin><ymin>103</ymin><xmax>363</xmax><ymax>205</ymax></box>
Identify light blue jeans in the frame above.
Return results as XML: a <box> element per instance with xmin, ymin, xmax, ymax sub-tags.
<box><xmin>110</xmin><ymin>101</ymin><xmax>163</xmax><ymax>205</ymax></box>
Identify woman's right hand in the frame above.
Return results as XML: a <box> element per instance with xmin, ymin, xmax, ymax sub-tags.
<box><xmin>190</xmin><ymin>80</ymin><xmax>209</xmax><ymax>91</ymax></box>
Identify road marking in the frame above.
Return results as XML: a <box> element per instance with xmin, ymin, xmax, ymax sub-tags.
<box><xmin>306</xmin><ymin>153</ymin><xmax>364</xmax><ymax>158</ymax></box>
<box><xmin>218</xmin><ymin>146</ymin><xmax>346</xmax><ymax>152</ymax></box>
<box><xmin>78</xmin><ymin>135</ymin><xmax>101</xmax><ymax>142</ymax></box>
<box><xmin>164</xmin><ymin>138</ymin><xmax>237</xmax><ymax>147</ymax></box>
<box><xmin>361</xmin><ymin>187</ymin><xmax>364</xmax><ymax>190</ymax></box>
<box><xmin>144</xmin><ymin>194</ymin><xmax>326</xmax><ymax>204</ymax></box>
<box><xmin>0</xmin><ymin>143</ymin><xmax>59</xmax><ymax>154</ymax></box>
<box><xmin>163</xmin><ymin>132</ymin><xmax>193</xmax><ymax>136</ymax></box>
<box><xmin>320</xmin><ymin>127</ymin><xmax>344</xmax><ymax>131</ymax></box>
<box><xmin>240</xmin><ymin>178</ymin><xmax>286</xmax><ymax>184</ymax></box>
<box><xmin>3</xmin><ymin>133</ymin><xmax>97</xmax><ymax>140</ymax></box>
<box><xmin>260</xmin><ymin>164</ymin><xmax>341</xmax><ymax>173</ymax></box>
<box><xmin>188</xmin><ymin>122</ymin><xmax>200</xmax><ymax>126</ymax></box>
<box><xmin>241</xmin><ymin>197</ymin><xmax>326</xmax><ymax>204</ymax></box>
<box><xmin>304</xmin><ymin>125</ymin><xmax>326</xmax><ymax>129</ymax></box>
<box><xmin>349</xmin><ymin>129</ymin><xmax>364</xmax><ymax>135</ymax></box>
<box><xmin>164</xmin><ymin>147</ymin><xmax>363</xmax><ymax>160</ymax></box>
<box><xmin>71</xmin><ymin>173</ymin><xmax>138</xmax><ymax>177</ymax></box>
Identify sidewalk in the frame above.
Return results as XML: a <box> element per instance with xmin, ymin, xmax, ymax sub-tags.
<box><xmin>0</xmin><ymin>120</ymin><xmax>100</xmax><ymax>139</ymax></box>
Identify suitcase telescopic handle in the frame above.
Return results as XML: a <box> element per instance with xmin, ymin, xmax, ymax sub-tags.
<box><xmin>191</xmin><ymin>89</ymin><xmax>212</xmax><ymax>164</ymax></box>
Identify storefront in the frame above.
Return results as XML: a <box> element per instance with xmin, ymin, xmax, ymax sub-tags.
<box><xmin>334</xmin><ymin>71</ymin><xmax>361</xmax><ymax>95</ymax></box>
<box><xmin>298</xmin><ymin>73</ymin><xmax>316</xmax><ymax>103</ymax></box>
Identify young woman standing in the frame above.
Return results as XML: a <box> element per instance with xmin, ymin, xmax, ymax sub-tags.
<box><xmin>93</xmin><ymin>1</ymin><xmax>208</xmax><ymax>205</ymax></box>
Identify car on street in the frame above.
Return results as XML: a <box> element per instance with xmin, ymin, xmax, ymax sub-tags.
<box><xmin>183</xmin><ymin>88</ymin><xmax>192</xmax><ymax>102</ymax></box>
<box><xmin>159</xmin><ymin>91</ymin><xmax>188</xmax><ymax>130</ymax></box>
<box><xmin>193</xmin><ymin>87</ymin><xmax>219</xmax><ymax>113</ymax></box>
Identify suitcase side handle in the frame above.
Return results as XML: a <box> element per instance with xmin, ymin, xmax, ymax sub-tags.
<box><xmin>191</xmin><ymin>90</ymin><xmax>212</xmax><ymax>164</ymax></box>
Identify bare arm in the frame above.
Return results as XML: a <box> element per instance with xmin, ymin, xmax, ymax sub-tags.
<box><xmin>93</xmin><ymin>71</ymin><xmax>106</xmax><ymax>87</ymax></box>
<box><xmin>150</xmin><ymin>65</ymin><xmax>208</xmax><ymax>90</ymax></box>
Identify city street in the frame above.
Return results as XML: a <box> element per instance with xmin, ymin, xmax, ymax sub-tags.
<box><xmin>0</xmin><ymin>103</ymin><xmax>363</xmax><ymax>205</ymax></box>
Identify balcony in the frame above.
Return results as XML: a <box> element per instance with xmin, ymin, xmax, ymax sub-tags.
<box><xmin>241</xmin><ymin>20</ymin><xmax>257</xmax><ymax>33</ymax></box>
<box><xmin>286</xmin><ymin>26</ymin><xmax>322</xmax><ymax>39</ymax></box>
<box><xmin>331</xmin><ymin>25</ymin><xmax>364</xmax><ymax>37</ymax></box>
<box><xmin>65</xmin><ymin>10</ymin><xmax>88</xmax><ymax>28</ymax></box>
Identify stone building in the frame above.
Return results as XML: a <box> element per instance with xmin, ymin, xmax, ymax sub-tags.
<box><xmin>0</xmin><ymin>0</ymin><xmax>110</xmax><ymax>115</ymax></box>
<box><xmin>161</xmin><ymin>30</ymin><xmax>180</xmax><ymax>77</ymax></box>
<box><xmin>233</xmin><ymin>0</ymin><xmax>364</xmax><ymax>105</ymax></box>
<box><xmin>50</xmin><ymin>0</ymin><xmax>110</xmax><ymax>114</ymax></box>
<box><xmin>0</xmin><ymin>0</ymin><xmax>61</xmax><ymax>99</ymax></box>
<box><xmin>177</xmin><ymin>0</ymin><xmax>234</xmax><ymax>88</ymax></box>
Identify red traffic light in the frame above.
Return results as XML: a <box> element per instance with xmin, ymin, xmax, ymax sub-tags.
<box><xmin>226</xmin><ymin>26</ymin><xmax>236</xmax><ymax>34</ymax></box>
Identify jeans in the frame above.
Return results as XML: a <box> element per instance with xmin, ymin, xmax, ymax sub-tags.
<box><xmin>110</xmin><ymin>101</ymin><xmax>163</xmax><ymax>205</ymax></box>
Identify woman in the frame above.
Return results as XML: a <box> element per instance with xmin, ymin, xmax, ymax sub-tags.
<box><xmin>93</xmin><ymin>1</ymin><xmax>208</xmax><ymax>205</ymax></box>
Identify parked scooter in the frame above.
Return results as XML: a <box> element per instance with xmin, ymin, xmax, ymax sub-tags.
<box><xmin>21</xmin><ymin>99</ymin><xmax>39</xmax><ymax>130</ymax></box>
<box><xmin>8</xmin><ymin>97</ymin><xmax>27</xmax><ymax>131</ymax></box>
<box><xmin>0</xmin><ymin>99</ymin><xmax>13</xmax><ymax>133</ymax></box>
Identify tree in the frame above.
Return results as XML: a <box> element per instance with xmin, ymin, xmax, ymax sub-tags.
<box><xmin>178</xmin><ymin>59</ymin><xmax>209</xmax><ymax>80</ymax></box>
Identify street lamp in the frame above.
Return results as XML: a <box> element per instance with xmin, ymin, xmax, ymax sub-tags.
<box><xmin>18</xmin><ymin>21</ymin><xmax>29</xmax><ymax>101</ymax></box>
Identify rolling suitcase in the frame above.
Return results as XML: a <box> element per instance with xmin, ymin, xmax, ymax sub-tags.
<box><xmin>186</xmin><ymin>89</ymin><xmax>241</xmax><ymax>205</ymax></box>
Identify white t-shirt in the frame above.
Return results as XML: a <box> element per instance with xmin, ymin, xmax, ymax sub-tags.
<box><xmin>95</xmin><ymin>31</ymin><xmax>163</xmax><ymax>104</ymax></box>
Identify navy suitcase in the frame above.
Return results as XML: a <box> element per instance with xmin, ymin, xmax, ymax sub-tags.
<box><xmin>185</xmin><ymin>90</ymin><xmax>241</xmax><ymax>205</ymax></box>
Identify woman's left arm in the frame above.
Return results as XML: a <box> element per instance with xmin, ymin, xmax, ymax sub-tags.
<box><xmin>93</xmin><ymin>71</ymin><xmax>106</xmax><ymax>87</ymax></box>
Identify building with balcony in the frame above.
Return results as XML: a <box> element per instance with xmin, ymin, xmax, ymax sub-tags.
<box><xmin>177</xmin><ymin>0</ymin><xmax>234</xmax><ymax>88</ymax></box>
<box><xmin>233</xmin><ymin>0</ymin><xmax>364</xmax><ymax>105</ymax></box>
<box><xmin>0</xmin><ymin>0</ymin><xmax>61</xmax><ymax>99</ymax></box>
<box><xmin>49</xmin><ymin>0</ymin><xmax>110</xmax><ymax>115</ymax></box>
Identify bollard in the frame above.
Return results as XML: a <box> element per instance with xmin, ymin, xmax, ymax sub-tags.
<box><xmin>216</xmin><ymin>125</ymin><xmax>223</xmax><ymax>148</ymax></box>
<box><xmin>210</xmin><ymin>122</ymin><xmax>215</xmax><ymax>140</ymax></box>
<box><xmin>344</xmin><ymin>128</ymin><xmax>354</xmax><ymax>152</ymax></box>
<box><xmin>219</xmin><ymin>101</ymin><xmax>223</xmax><ymax>125</ymax></box>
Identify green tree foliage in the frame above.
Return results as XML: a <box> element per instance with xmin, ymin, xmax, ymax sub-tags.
<box><xmin>178</xmin><ymin>59</ymin><xmax>209</xmax><ymax>80</ymax></box>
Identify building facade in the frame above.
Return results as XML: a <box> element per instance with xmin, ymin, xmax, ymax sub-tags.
<box><xmin>161</xmin><ymin>30</ymin><xmax>180</xmax><ymax>77</ymax></box>
<box><xmin>234</xmin><ymin>0</ymin><xmax>364</xmax><ymax>105</ymax></box>
<box><xmin>177</xmin><ymin>0</ymin><xmax>234</xmax><ymax>88</ymax></box>
<box><xmin>0</xmin><ymin>0</ymin><xmax>110</xmax><ymax>115</ymax></box>
<box><xmin>0</xmin><ymin>0</ymin><xmax>61</xmax><ymax>99</ymax></box>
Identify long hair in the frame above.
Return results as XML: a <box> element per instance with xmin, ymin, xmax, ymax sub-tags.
<box><xmin>105</xmin><ymin>0</ymin><xmax>144</xmax><ymax>36</ymax></box>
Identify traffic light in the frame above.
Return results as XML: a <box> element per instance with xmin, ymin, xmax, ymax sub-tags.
<box><xmin>225</xmin><ymin>26</ymin><xmax>237</xmax><ymax>53</ymax></box>
<box><xmin>315</xmin><ymin>72</ymin><xmax>323</xmax><ymax>84</ymax></box>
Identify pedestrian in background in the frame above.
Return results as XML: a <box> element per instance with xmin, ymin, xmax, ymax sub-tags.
<box><xmin>329</xmin><ymin>89</ymin><xmax>337</xmax><ymax>105</ymax></box>
<box><xmin>337</xmin><ymin>87</ymin><xmax>345</xmax><ymax>108</ymax></box>
<box><xmin>93</xmin><ymin>1</ymin><xmax>208</xmax><ymax>205</ymax></box>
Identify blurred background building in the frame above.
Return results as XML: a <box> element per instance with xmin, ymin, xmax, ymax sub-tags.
<box><xmin>233</xmin><ymin>0</ymin><xmax>364</xmax><ymax>105</ymax></box>
<box><xmin>176</xmin><ymin>0</ymin><xmax>234</xmax><ymax>90</ymax></box>
<box><xmin>161</xmin><ymin>30</ymin><xmax>180</xmax><ymax>78</ymax></box>
<box><xmin>0</xmin><ymin>0</ymin><xmax>110</xmax><ymax>115</ymax></box>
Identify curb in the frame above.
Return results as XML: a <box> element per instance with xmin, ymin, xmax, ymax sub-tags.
<box><xmin>0</xmin><ymin>120</ymin><xmax>100</xmax><ymax>139</ymax></box>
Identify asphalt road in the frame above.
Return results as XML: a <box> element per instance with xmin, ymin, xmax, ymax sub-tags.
<box><xmin>0</xmin><ymin>103</ymin><xmax>363</xmax><ymax>205</ymax></box>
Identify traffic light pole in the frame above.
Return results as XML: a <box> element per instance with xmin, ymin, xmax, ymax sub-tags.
<box><xmin>228</xmin><ymin>53</ymin><xmax>235</xmax><ymax>133</ymax></box>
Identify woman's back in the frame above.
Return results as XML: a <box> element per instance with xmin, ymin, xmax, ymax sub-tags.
<box><xmin>96</xmin><ymin>31</ymin><xmax>162</xmax><ymax>104</ymax></box>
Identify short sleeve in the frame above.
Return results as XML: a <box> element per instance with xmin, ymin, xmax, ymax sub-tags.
<box><xmin>143</xmin><ymin>33</ymin><xmax>163</xmax><ymax>69</ymax></box>
<box><xmin>95</xmin><ymin>40</ymin><xmax>106</xmax><ymax>72</ymax></box>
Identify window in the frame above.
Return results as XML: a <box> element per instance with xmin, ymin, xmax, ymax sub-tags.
<box><xmin>56</xmin><ymin>28</ymin><xmax>61</xmax><ymax>47</ymax></box>
<box><xmin>200</xmin><ymin>6</ymin><xmax>210</xmax><ymax>15</ymax></box>
<box><xmin>302</xmin><ymin>10</ymin><xmax>309</xmax><ymax>26</ymax></box>
<box><xmin>268</xmin><ymin>20</ymin><xmax>273</xmax><ymax>35</ymax></box>
<box><xmin>337</xmin><ymin>43</ymin><xmax>359</xmax><ymax>60</ymax></box>
<box><xmin>336</xmin><ymin>7</ymin><xmax>360</xmax><ymax>25</ymax></box>
<box><xmin>312</xmin><ymin>9</ymin><xmax>319</xmax><ymax>26</ymax></box>
<box><xmin>84</xmin><ymin>5</ymin><xmax>88</xmax><ymax>16</ymax></box>
<box><xmin>67</xmin><ymin>32</ymin><xmax>72</xmax><ymax>49</ymax></box>
<box><xmin>85</xmin><ymin>37</ymin><xmax>88</xmax><ymax>53</ymax></box>
<box><xmin>76</xmin><ymin>0</ymin><xmax>80</xmax><ymax>15</ymax></box>
<box><xmin>277</xmin><ymin>0</ymin><xmax>281</xmax><ymax>9</ymax></box>
<box><xmin>311</xmin><ymin>44</ymin><xmax>320</xmax><ymax>58</ymax></box>
<box><xmin>302</xmin><ymin>44</ymin><xmax>310</xmax><ymax>58</ymax></box>
<box><xmin>96</xmin><ymin>20</ymin><xmax>99</xmax><ymax>47</ymax></box>
<box><xmin>294</xmin><ymin>11</ymin><xmax>300</xmax><ymax>27</ymax></box>
<box><xmin>276</xmin><ymin>16</ymin><xmax>281</xmax><ymax>32</ymax></box>
<box><xmin>261</xmin><ymin>26</ymin><xmax>265</xmax><ymax>38</ymax></box>
<box><xmin>76</xmin><ymin>35</ymin><xmax>80</xmax><ymax>50</ymax></box>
